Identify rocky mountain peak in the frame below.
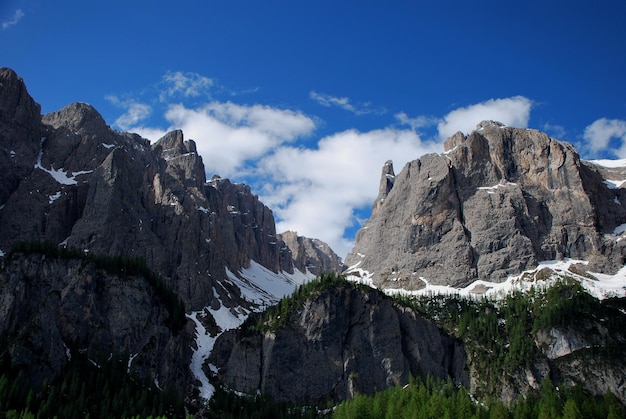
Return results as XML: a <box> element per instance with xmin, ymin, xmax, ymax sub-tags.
<box><xmin>42</xmin><ymin>102</ymin><xmax>108</xmax><ymax>134</ymax></box>
<box><xmin>0</xmin><ymin>67</ymin><xmax>41</xmax><ymax>125</ymax></box>
<box><xmin>277</xmin><ymin>231</ymin><xmax>345</xmax><ymax>276</ymax></box>
<box><xmin>372</xmin><ymin>159</ymin><xmax>395</xmax><ymax>217</ymax></box>
<box><xmin>153</xmin><ymin>129</ymin><xmax>206</xmax><ymax>188</ymax></box>
<box><xmin>346</xmin><ymin>124</ymin><xmax>626</xmax><ymax>289</ymax></box>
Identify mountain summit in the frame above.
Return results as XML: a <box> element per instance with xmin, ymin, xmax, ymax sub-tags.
<box><xmin>345</xmin><ymin>120</ymin><xmax>626</xmax><ymax>290</ymax></box>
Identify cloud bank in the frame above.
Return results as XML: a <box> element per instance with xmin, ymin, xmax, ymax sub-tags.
<box><xmin>112</xmin><ymin>73</ymin><xmax>538</xmax><ymax>257</ymax></box>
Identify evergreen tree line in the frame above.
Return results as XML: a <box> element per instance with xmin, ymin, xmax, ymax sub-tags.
<box><xmin>393</xmin><ymin>278</ymin><xmax>626</xmax><ymax>398</ymax></box>
<box><xmin>204</xmin><ymin>385</ymin><xmax>321</xmax><ymax>419</ymax></box>
<box><xmin>201</xmin><ymin>374</ymin><xmax>625</xmax><ymax>419</ymax></box>
<box><xmin>332</xmin><ymin>375</ymin><xmax>625</xmax><ymax>419</ymax></box>
<box><xmin>0</xmin><ymin>351</ymin><xmax>185</xmax><ymax>418</ymax></box>
<box><xmin>5</xmin><ymin>240</ymin><xmax>186</xmax><ymax>333</ymax></box>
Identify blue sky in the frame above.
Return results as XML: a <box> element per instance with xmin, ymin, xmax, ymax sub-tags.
<box><xmin>2</xmin><ymin>1</ymin><xmax>626</xmax><ymax>258</ymax></box>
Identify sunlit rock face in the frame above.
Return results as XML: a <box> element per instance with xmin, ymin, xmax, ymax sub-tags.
<box><xmin>345</xmin><ymin>120</ymin><xmax>626</xmax><ymax>289</ymax></box>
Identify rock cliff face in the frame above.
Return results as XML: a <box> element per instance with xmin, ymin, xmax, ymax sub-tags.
<box><xmin>0</xmin><ymin>68</ymin><xmax>342</xmax><ymax>313</ymax></box>
<box><xmin>0</xmin><ymin>67</ymin><xmax>342</xmax><ymax>396</ymax></box>
<box><xmin>346</xmin><ymin>121</ymin><xmax>626</xmax><ymax>288</ymax></box>
<box><xmin>277</xmin><ymin>231</ymin><xmax>346</xmax><ymax>276</ymax></box>
<box><xmin>210</xmin><ymin>283</ymin><xmax>468</xmax><ymax>406</ymax></box>
<box><xmin>0</xmin><ymin>253</ymin><xmax>191</xmax><ymax>391</ymax></box>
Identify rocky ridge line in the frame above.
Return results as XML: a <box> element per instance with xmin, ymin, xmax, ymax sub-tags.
<box><xmin>345</xmin><ymin>120</ymin><xmax>626</xmax><ymax>289</ymax></box>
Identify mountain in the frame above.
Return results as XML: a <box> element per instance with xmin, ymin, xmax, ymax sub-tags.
<box><xmin>0</xmin><ymin>67</ymin><xmax>343</xmax><ymax>411</ymax></box>
<box><xmin>209</xmin><ymin>273</ymin><xmax>626</xmax><ymax>408</ymax></box>
<box><xmin>2</xmin><ymin>67</ymin><xmax>626</xmax><ymax>416</ymax></box>
<box><xmin>345</xmin><ymin>120</ymin><xmax>626</xmax><ymax>294</ymax></box>
<box><xmin>206</xmin><ymin>121</ymin><xmax>626</xmax><ymax>410</ymax></box>
<box><xmin>210</xmin><ymin>275</ymin><xmax>468</xmax><ymax>407</ymax></box>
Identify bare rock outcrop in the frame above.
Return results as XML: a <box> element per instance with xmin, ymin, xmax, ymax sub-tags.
<box><xmin>0</xmin><ymin>253</ymin><xmax>191</xmax><ymax>390</ymax></box>
<box><xmin>277</xmin><ymin>231</ymin><xmax>345</xmax><ymax>276</ymax></box>
<box><xmin>345</xmin><ymin>121</ymin><xmax>626</xmax><ymax>288</ymax></box>
<box><xmin>210</xmin><ymin>283</ymin><xmax>468</xmax><ymax>406</ymax></box>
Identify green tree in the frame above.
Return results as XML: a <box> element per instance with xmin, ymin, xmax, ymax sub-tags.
<box><xmin>562</xmin><ymin>399</ymin><xmax>582</xmax><ymax>419</ymax></box>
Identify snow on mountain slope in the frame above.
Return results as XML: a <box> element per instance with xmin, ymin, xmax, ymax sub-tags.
<box><xmin>188</xmin><ymin>262</ymin><xmax>314</xmax><ymax>399</ymax></box>
<box><xmin>346</xmin><ymin>259</ymin><xmax>626</xmax><ymax>301</ymax></box>
<box><xmin>588</xmin><ymin>158</ymin><xmax>626</xmax><ymax>168</ymax></box>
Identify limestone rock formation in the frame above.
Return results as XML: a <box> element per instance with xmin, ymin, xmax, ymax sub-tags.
<box><xmin>0</xmin><ymin>67</ymin><xmax>342</xmax><ymax>396</ymax></box>
<box><xmin>345</xmin><ymin>121</ymin><xmax>626</xmax><ymax>289</ymax></box>
<box><xmin>0</xmin><ymin>253</ymin><xmax>191</xmax><ymax>391</ymax></box>
<box><xmin>0</xmin><ymin>67</ymin><xmax>339</xmax><ymax>313</ymax></box>
<box><xmin>209</xmin><ymin>283</ymin><xmax>468</xmax><ymax>406</ymax></box>
<box><xmin>277</xmin><ymin>231</ymin><xmax>345</xmax><ymax>276</ymax></box>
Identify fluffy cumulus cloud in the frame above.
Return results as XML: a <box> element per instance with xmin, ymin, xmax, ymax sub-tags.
<box><xmin>437</xmin><ymin>96</ymin><xmax>532</xmax><ymax>140</ymax></box>
<box><xmin>256</xmin><ymin>128</ymin><xmax>441</xmax><ymax>257</ymax></box>
<box><xmin>582</xmin><ymin>118</ymin><xmax>626</xmax><ymax>158</ymax></box>
<box><xmin>163</xmin><ymin>102</ymin><xmax>315</xmax><ymax>178</ymax></box>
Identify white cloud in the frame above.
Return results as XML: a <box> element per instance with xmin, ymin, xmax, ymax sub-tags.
<box><xmin>160</xmin><ymin>102</ymin><xmax>316</xmax><ymax>178</ymax></box>
<box><xmin>437</xmin><ymin>96</ymin><xmax>532</xmax><ymax>140</ymax></box>
<box><xmin>310</xmin><ymin>91</ymin><xmax>385</xmax><ymax>115</ymax></box>
<box><xmin>582</xmin><ymin>118</ymin><xmax>626</xmax><ymax>158</ymax></box>
<box><xmin>2</xmin><ymin>9</ymin><xmax>24</xmax><ymax>30</ymax></box>
<box><xmin>257</xmin><ymin>128</ymin><xmax>441</xmax><ymax>257</ymax></box>
<box><xmin>111</xmin><ymin>76</ymin><xmax>539</xmax><ymax>259</ymax></box>
<box><xmin>160</xmin><ymin>71</ymin><xmax>214</xmax><ymax>101</ymax></box>
<box><xmin>395</xmin><ymin>112</ymin><xmax>438</xmax><ymax>131</ymax></box>
<box><xmin>106</xmin><ymin>95</ymin><xmax>153</xmax><ymax>131</ymax></box>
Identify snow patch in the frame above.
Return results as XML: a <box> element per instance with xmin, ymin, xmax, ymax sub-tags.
<box><xmin>604</xmin><ymin>179</ymin><xmax>625</xmax><ymax>189</ymax></box>
<box><xmin>102</xmin><ymin>142</ymin><xmax>115</xmax><ymax>149</ymax></box>
<box><xmin>588</xmin><ymin>158</ymin><xmax>626</xmax><ymax>168</ymax></box>
<box><xmin>48</xmin><ymin>191</ymin><xmax>62</xmax><ymax>204</ymax></box>
<box><xmin>34</xmin><ymin>144</ymin><xmax>93</xmax><ymax>185</ymax></box>
<box><xmin>605</xmin><ymin>223</ymin><xmax>626</xmax><ymax>242</ymax></box>
<box><xmin>187</xmin><ymin>305</ymin><xmax>247</xmax><ymax>400</ymax></box>
<box><xmin>127</xmin><ymin>353</ymin><xmax>138</xmax><ymax>373</ymax></box>
<box><xmin>226</xmin><ymin>260</ymin><xmax>312</xmax><ymax>306</ymax></box>
<box><xmin>347</xmin><ymin>259</ymin><xmax>626</xmax><ymax>301</ymax></box>
<box><xmin>188</xmin><ymin>262</ymin><xmax>314</xmax><ymax>401</ymax></box>
<box><xmin>477</xmin><ymin>181</ymin><xmax>518</xmax><ymax>193</ymax></box>
<box><xmin>344</xmin><ymin>262</ymin><xmax>375</xmax><ymax>288</ymax></box>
